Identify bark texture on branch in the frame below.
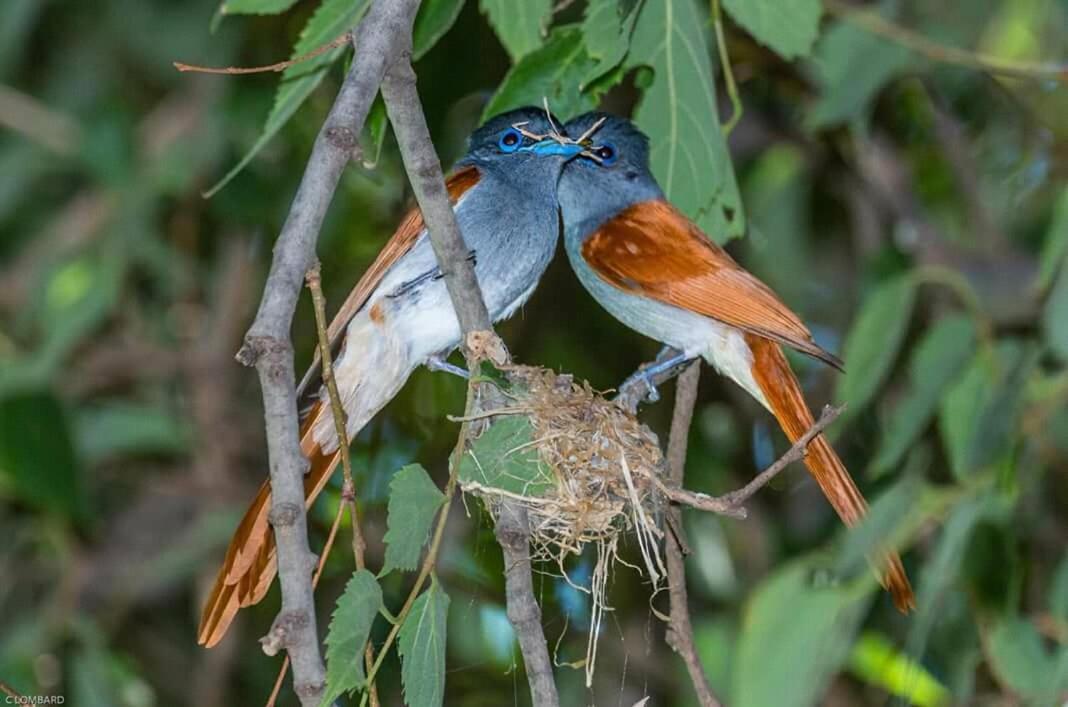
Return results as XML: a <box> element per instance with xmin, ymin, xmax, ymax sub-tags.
<box><xmin>494</xmin><ymin>503</ymin><xmax>561</xmax><ymax>707</ymax></box>
<box><xmin>663</xmin><ymin>363</ymin><xmax>724</xmax><ymax>707</ymax></box>
<box><xmin>378</xmin><ymin>35</ymin><xmax>558</xmax><ymax>707</ymax></box>
<box><xmin>235</xmin><ymin>1</ymin><xmax>421</xmax><ymax>703</ymax></box>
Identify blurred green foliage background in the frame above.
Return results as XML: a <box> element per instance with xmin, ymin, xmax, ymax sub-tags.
<box><xmin>1</xmin><ymin>0</ymin><xmax>1067</xmax><ymax>705</ymax></box>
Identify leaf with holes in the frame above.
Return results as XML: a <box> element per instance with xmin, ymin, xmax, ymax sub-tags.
<box><xmin>319</xmin><ymin>570</ymin><xmax>382</xmax><ymax>707</ymax></box>
<box><xmin>382</xmin><ymin>464</ymin><xmax>445</xmax><ymax>574</ymax></box>
<box><xmin>480</xmin><ymin>0</ymin><xmax>551</xmax><ymax>61</ymax></box>
<box><xmin>722</xmin><ymin>0</ymin><xmax>822</xmax><ymax>60</ymax></box>
<box><xmin>626</xmin><ymin>0</ymin><xmax>744</xmax><ymax>242</ymax></box>
<box><xmin>206</xmin><ymin>0</ymin><xmax>370</xmax><ymax>196</ymax></box>
<box><xmin>399</xmin><ymin>579</ymin><xmax>450</xmax><ymax>707</ymax></box>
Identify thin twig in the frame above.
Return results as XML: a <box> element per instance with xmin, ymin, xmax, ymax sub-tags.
<box><xmin>710</xmin><ymin>0</ymin><xmax>743</xmax><ymax>136</ymax></box>
<box><xmin>229</xmin><ymin>1</ymin><xmax>422</xmax><ymax>704</ymax></box>
<box><xmin>381</xmin><ymin>37</ymin><xmax>560</xmax><ymax>702</ymax></box>
<box><xmin>360</xmin><ymin>365</ymin><xmax>479</xmax><ymax>703</ymax></box>
<box><xmin>0</xmin><ymin>84</ymin><xmax>82</xmax><ymax>155</ymax></box>
<box><xmin>663</xmin><ymin>362</ymin><xmax>723</xmax><ymax>707</ymax></box>
<box><xmin>174</xmin><ymin>33</ymin><xmax>350</xmax><ymax>75</ymax></box>
<box><xmin>824</xmin><ymin>0</ymin><xmax>1068</xmax><ymax>83</ymax></box>
<box><xmin>658</xmin><ymin>404</ymin><xmax>845</xmax><ymax>517</ymax></box>
<box><xmin>305</xmin><ymin>262</ymin><xmax>379</xmax><ymax>707</ymax></box>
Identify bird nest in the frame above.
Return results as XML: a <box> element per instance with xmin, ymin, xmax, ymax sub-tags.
<box><xmin>457</xmin><ymin>363</ymin><xmax>668</xmax><ymax>683</ymax></box>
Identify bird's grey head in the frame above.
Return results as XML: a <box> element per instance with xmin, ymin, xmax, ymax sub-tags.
<box><xmin>558</xmin><ymin>112</ymin><xmax>663</xmax><ymax>231</ymax></box>
<box><xmin>460</xmin><ymin>107</ymin><xmax>581</xmax><ymax>177</ymax></box>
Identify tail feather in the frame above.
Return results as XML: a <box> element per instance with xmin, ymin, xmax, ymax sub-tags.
<box><xmin>746</xmin><ymin>334</ymin><xmax>915</xmax><ymax>613</ymax></box>
<box><xmin>197</xmin><ymin>402</ymin><xmax>342</xmax><ymax>647</ymax></box>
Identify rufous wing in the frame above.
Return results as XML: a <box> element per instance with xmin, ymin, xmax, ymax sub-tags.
<box><xmin>580</xmin><ymin>199</ymin><xmax>842</xmax><ymax>369</ymax></box>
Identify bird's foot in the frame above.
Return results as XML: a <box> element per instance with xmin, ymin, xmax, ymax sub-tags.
<box><xmin>622</xmin><ymin>367</ymin><xmax>662</xmax><ymax>403</ymax></box>
<box><xmin>426</xmin><ymin>354</ymin><xmax>468</xmax><ymax>379</ymax></box>
<box><xmin>616</xmin><ymin>349</ymin><xmax>694</xmax><ymax>410</ymax></box>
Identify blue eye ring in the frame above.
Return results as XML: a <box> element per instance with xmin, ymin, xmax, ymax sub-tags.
<box><xmin>498</xmin><ymin>128</ymin><xmax>523</xmax><ymax>152</ymax></box>
<box><xmin>594</xmin><ymin>142</ymin><xmax>618</xmax><ymax>165</ymax></box>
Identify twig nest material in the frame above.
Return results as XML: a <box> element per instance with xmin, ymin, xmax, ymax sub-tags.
<box><xmin>457</xmin><ymin>363</ymin><xmax>669</xmax><ymax>684</ymax></box>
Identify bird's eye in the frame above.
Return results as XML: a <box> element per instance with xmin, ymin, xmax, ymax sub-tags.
<box><xmin>595</xmin><ymin>142</ymin><xmax>617</xmax><ymax>165</ymax></box>
<box><xmin>498</xmin><ymin>128</ymin><xmax>523</xmax><ymax>152</ymax></box>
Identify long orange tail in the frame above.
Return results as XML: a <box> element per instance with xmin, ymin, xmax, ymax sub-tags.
<box><xmin>746</xmin><ymin>335</ymin><xmax>915</xmax><ymax>612</ymax></box>
<box><xmin>197</xmin><ymin>401</ymin><xmax>341</xmax><ymax>647</ymax></box>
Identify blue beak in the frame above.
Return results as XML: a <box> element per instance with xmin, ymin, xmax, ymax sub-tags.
<box><xmin>523</xmin><ymin>139</ymin><xmax>584</xmax><ymax>157</ymax></box>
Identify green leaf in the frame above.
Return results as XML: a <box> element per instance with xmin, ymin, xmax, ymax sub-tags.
<box><xmin>834</xmin><ymin>474</ymin><xmax>923</xmax><ymax>581</ymax></box>
<box><xmin>482</xmin><ymin>26</ymin><xmax>602</xmax><ymax>121</ymax></box>
<box><xmin>0</xmin><ymin>390</ymin><xmax>86</xmax><ymax>522</ymax></box>
<box><xmin>733</xmin><ymin>562</ymin><xmax>870</xmax><ymax>707</ymax></box>
<box><xmin>221</xmin><ymin>0</ymin><xmax>299</xmax><ymax>15</ymax></box>
<box><xmin>905</xmin><ymin>492</ymin><xmax>993</xmax><ymax>664</ymax></box>
<box><xmin>1051</xmin><ymin>553</ymin><xmax>1068</xmax><ymax>623</ymax></box>
<box><xmin>75</xmin><ymin>403</ymin><xmax>188</xmax><ymax>463</ymax></box>
<box><xmin>361</xmin><ymin>97</ymin><xmax>388</xmax><ymax>168</ymax></box>
<box><xmin>849</xmin><ymin>632</ymin><xmax>952</xmax><ymax>707</ymax></box>
<box><xmin>479</xmin><ymin>0</ymin><xmax>550</xmax><ymax>61</ymax></box>
<box><xmin>206</xmin><ymin>0</ymin><xmax>370</xmax><ymax>197</ymax></box>
<box><xmin>1043</xmin><ymin>261</ymin><xmax>1068</xmax><ymax>361</ymax></box>
<box><xmin>382</xmin><ymin>464</ymin><xmax>445</xmax><ymax>574</ymax></box>
<box><xmin>398</xmin><ymin>579</ymin><xmax>450</xmax><ymax>707</ymax></box>
<box><xmin>457</xmin><ymin>415</ymin><xmax>554</xmax><ymax>497</ymax></box>
<box><xmin>626</xmin><ymin>0</ymin><xmax>745</xmax><ymax>242</ymax></box>
<box><xmin>1037</xmin><ymin>188</ymin><xmax>1068</xmax><ymax>290</ymax></box>
<box><xmin>985</xmin><ymin>616</ymin><xmax>1059</xmax><ymax>701</ymax></box>
<box><xmin>870</xmin><ymin>316</ymin><xmax>976</xmax><ymax>476</ymax></box>
<box><xmin>835</xmin><ymin>274</ymin><xmax>916</xmax><ymax>421</ymax></box>
<box><xmin>413</xmin><ymin>0</ymin><xmax>466</xmax><ymax>60</ymax></box>
<box><xmin>722</xmin><ymin>0</ymin><xmax>821</xmax><ymax>60</ymax></box>
<box><xmin>806</xmin><ymin>20</ymin><xmax>915</xmax><ymax>130</ymax></box>
<box><xmin>320</xmin><ymin>570</ymin><xmax>383</xmax><ymax>706</ymax></box>
<box><xmin>939</xmin><ymin>341</ymin><xmax>1037</xmax><ymax>479</ymax></box>
<box><xmin>580</xmin><ymin>0</ymin><xmax>639</xmax><ymax>86</ymax></box>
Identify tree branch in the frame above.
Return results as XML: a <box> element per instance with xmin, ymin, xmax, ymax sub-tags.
<box><xmin>495</xmin><ymin>501</ymin><xmax>561</xmax><ymax>707</ymax></box>
<box><xmin>663</xmin><ymin>363</ymin><xmax>724</xmax><ymax>707</ymax></box>
<box><xmin>654</xmin><ymin>404</ymin><xmax>845</xmax><ymax>517</ymax></box>
<box><xmin>379</xmin><ymin>47</ymin><xmax>492</xmax><ymax>335</ymax></box>
<box><xmin>377</xmin><ymin>20</ymin><xmax>556</xmax><ymax>707</ymax></box>
<box><xmin>232</xmin><ymin>1</ymin><xmax>421</xmax><ymax>704</ymax></box>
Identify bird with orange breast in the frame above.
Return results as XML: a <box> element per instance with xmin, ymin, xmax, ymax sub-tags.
<box><xmin>556</xmin><ymin>112</ymin><xmax>915</xmax><ymax>612</ymax></box>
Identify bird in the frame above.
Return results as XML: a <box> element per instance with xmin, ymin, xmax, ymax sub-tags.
<box><xmin>197</xmin><ymin>107</ymin><xmax>584</xmax><ymax>647</ymax></box>
<box><xmin>556</xmin><ymin>112</ymin><xmax>915</xmax><ymax>612</ymax></box>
